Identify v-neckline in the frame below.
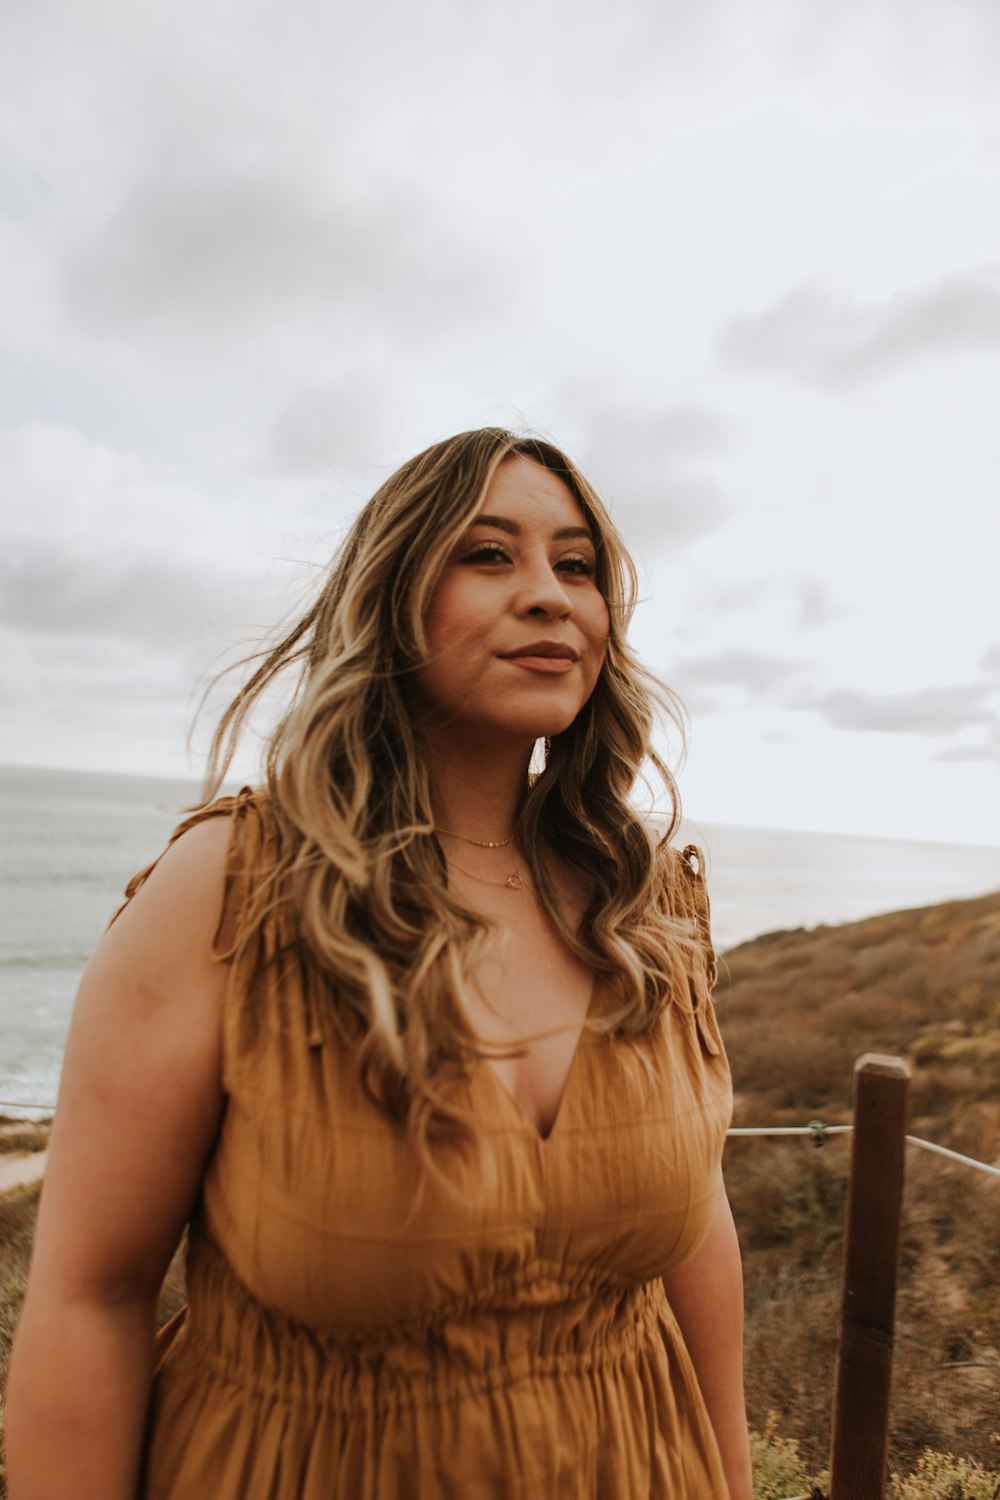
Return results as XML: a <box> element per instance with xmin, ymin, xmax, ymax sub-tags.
<box><xmin>477</xmin><ymin>974</ymin><xmax>602</xmax><ymax>1144</ymax></box>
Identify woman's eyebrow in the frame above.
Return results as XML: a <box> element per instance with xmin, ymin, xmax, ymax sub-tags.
<box><xmin>470</xmin><ymin>513</ymin><xmax>595</xmax><ymax>542</ymax></box>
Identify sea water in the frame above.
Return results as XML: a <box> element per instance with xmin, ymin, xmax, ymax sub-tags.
<box><xmin>2</xmin><ymin>763</ymin><xmax>1000</xmax><ymax>1116</ymax></box>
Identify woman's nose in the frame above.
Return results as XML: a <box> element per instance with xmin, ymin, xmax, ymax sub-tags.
<box><xmin>516</xmin><ymin>558</ymin><xmax>573</xmax><ymax>618</ymax></box>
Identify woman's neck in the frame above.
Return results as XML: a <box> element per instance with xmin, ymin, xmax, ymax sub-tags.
<box><xmin>422</xmin><ymin>730</ymin><xmax>535</xmax><ymax>844</ymax></box>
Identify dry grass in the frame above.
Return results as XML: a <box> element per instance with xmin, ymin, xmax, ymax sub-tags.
<box><xmin>0</xmin><ymin>1120</ymin><xmax>50</xmax><ymax>1158</ymax></box>
<box><xmin>0</xmin><ymin>1184</ymin><xmax>39</xmax><ymax>1387</ymax></box>
<box><xmin>0</xmin><ymin>1181</ymin><xmax>42</xmax><ymax>1495</ymax></box>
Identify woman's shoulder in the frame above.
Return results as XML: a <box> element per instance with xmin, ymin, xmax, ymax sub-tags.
<box><xmin>109</xmin><ymin>809</ymin><xmax>233</xmax><ymax>951</ymax></box>
<box><xmin>112</xmin><ymin>786</ymin><xmax>271</xmax><ymax>953</ymax></box>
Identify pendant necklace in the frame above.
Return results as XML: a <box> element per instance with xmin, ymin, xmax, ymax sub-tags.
<box><xmin>444</xmin><ymin>856</ymin><xmax>526</xmax><ymax>891</ymax></box>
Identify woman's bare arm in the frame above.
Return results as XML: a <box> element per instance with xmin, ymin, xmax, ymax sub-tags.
<box><xmin>661</xmin><ymin>1182</ymin><xmax>753</xmax><ymax>1500</ymax></box>
<box><xmin>5</xmin><ymin>817</ymin><xmax>232</xmax><ymax>1500</ymax></box>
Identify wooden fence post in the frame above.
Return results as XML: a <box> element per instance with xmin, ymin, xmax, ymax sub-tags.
<box><xmin>829</xmin><ymin>1054</ymin><xmax>910</xmax><ymax>1500</ymax></box>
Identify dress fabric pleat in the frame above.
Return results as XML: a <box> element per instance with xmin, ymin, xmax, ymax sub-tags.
<box><xmin>134</xmin><ymin>790</ymin><xmax>733</xmax><ymax>1499</ymax></box>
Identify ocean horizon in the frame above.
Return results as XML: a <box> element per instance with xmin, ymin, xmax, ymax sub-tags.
<box><xmin>3</xmin><ymin>762</ymin><xmax>1000</xmax><ymax>1116</ymax></box>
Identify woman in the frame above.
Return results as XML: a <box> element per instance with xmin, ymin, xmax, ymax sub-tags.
<box><xmin>7</xmin><ymin>428</ymin><xmax>751</xmax><ymax>1498</ymax></box>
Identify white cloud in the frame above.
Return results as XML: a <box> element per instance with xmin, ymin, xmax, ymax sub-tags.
<box><xmin>678</xmin><ymin>574</ymin><xmax>847</xmax><ymax>633</ymax></box>
<box><xmin>718</xmin><ymin>266</ymin><xmax>1000</xmax><ymax>388</ymax></box>
<box><xmin>553</xmin><ymin>390</ymin><xmax>738</xmax><ymax>547</ymax></box>
<box><xmin>266</xmin><ymin>377</ymin><xmax>404</xmax><ymax>476</ymax></box>
<box><xmin>0</xmin><ymin>423</ymin><xmax>271</xmax><ymax>611</ymax></box>
<box><xmin>0</xmin><ymin>423</ymin><xmax>292</xmax><ymax>774</ymax></box>
<box><xmin>0</xmin><ymin>543</ymin><xmax>264</xmax><ymax>649</ymax></box>
<box><xmin>798</xmin><ymin>682</ymin><xmax>999</xmax><ymax>737</ymax></box>
<box><xmin>935</xmin><ymin>727</ymin><xmax>1000</xmax><ymax>767</ymax></box>
<box><xmin>670</xmin><ymin>648</ymin><xmax>813</xmax><ymax>714</ymax></box>
<box><xmin>60</xmin><ymin>148</ymin><xmax>521</xmax><ymax>362</ymax></box>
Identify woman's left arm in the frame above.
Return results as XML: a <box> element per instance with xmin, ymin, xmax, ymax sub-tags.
<box><xmin>661</xmin><ymin>1181</ymin><xmax>753</xmax><ymax>1500</ymax></box>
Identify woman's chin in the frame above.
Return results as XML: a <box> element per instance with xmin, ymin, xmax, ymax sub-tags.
<box><xmin>417</xmin><ymin>697</ymin><xmax>587</xmax><ymax>748</ymax></box>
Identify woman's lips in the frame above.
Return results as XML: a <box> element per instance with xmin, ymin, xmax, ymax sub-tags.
<box><xmin>502</xmin><ymin>655</ymin><xmax>576</xmax><ymax>673</ymax></box>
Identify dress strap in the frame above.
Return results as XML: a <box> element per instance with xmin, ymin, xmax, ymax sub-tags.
<box><xmin>677</xmin><ymin>844</ymin><xmax>719</xmax><ymax>993</ymax></box>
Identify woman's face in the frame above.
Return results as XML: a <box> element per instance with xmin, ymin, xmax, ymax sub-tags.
<box><xmin>416</xmin><ymin>456</ymin><xmax>610</xmax><ymax>746</ymax></box>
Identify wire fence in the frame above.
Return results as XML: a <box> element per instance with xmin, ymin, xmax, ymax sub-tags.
<box><xmin>726</xmin><ymin>1121</ymin><xmax>1000</xmax><ymax>1178</ymax></box>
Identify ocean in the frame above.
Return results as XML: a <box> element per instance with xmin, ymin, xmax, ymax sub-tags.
<box><xmin>3</xmin><ymin>763</ymin><xmax>1000</xmax><ymax>1117</ymax></box>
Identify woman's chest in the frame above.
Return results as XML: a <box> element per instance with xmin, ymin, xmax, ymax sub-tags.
<box><xmin>460</xmin><ymin>913</ymin><xmax>596</xmax><ymax>1140</ymax></box>
<box><xmin>202</xmin><ymin>1013</ymin><xmax>731</xmax><ymax>1336</ymax></box>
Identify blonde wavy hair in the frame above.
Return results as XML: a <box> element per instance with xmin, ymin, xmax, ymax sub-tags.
<box><xmin>200</xmin><ymin>427</ymin><xmax>703</xmax><ymax>1156</ymax></box>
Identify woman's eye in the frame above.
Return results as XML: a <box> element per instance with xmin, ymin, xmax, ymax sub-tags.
<box><xmin>461</xmin><ymin>543</ymin><xmax>510</xmax><ymax>565</ymax></box>
<box><xmin>458</xmin><ymin>544</ymin><xmax>595</xmax><ymax>576</ymax></box>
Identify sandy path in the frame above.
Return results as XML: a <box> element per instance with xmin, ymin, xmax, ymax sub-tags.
<box><xmin>0</xmin><ymin>1149</ymin><xmax>48</xmax><ymax>1195</ymax></box>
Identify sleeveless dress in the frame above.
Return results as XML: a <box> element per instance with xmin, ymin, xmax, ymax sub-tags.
<box><xmin>133</xmin><ymin>790</ymin><xmax>733</xmax><ymax>1498</ymax></box>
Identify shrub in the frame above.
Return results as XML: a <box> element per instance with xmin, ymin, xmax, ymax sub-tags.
<box><xmin>890</xmin><ymin>1448</ymin><xmax>999</xmax><ymax>1500</ymax></box>
<box><xmin>751</xmin><ymin>1412</ymin><xmax>822</xmax><ymax>1500</ymax></box>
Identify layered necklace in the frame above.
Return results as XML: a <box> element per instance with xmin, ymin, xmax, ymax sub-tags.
<box><xmin>435</xmin><ymin>827</ymin><xmax>526</xmax><ymax>891</ymax></box>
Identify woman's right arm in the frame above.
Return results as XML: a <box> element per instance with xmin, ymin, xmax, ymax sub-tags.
<box><xmin>5</xmin><ymin>816</ymin><xmax>233</xmax><ymax>1500</ymax></box>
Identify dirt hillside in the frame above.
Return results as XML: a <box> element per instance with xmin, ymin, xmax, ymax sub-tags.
<box><xmin>719</xmin><ymin>888</ymin><xmax>1000</xmax><ymax>1469</ymax></box>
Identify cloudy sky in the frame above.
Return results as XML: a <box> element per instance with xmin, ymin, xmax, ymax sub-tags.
<box><xmin>2</xmin><ymin>0</ymin><xmax>999</xmax><ymax>845</ymax></box>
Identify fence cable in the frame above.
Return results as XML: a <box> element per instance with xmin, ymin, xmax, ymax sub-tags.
<box><xmin>903</xmin><ymin>1133</ymin><xmax>1000</xmax><ymax>1177</ymax></box>
<box><xmin>727</xmin><ymin>1122</ymin><xmax>853</xmax><ymax>1144</ymax></box>
<box><xmin>726</xmin><ymin>1121</ymin><xmax>1000</xmax><ymax>1178</ymax></box>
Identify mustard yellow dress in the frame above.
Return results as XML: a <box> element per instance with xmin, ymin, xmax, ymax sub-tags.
<box><xmin>135</xmin><ymin>792</ymin><xmax>733</xmax><ymax>1498</ymax></box>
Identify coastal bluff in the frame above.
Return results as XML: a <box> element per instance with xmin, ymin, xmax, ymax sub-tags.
<box><xmin>720</xmin><ymin>887</ymin><xmax>999</xmax><ymax>1471</ymax></box>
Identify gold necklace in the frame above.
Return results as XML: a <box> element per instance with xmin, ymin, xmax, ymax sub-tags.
<box><xmin>445</xmin><ymin>856</ymin><xmax>526</xmax><ymax>891</ymax></box>
<box><xmin>436</xmin><ymin>828</ymin><xmax>513</xmax><ymax>849</ymax></box>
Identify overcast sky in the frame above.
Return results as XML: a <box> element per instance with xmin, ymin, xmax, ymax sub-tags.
<box><xmin>2</xmin><ymin>0</ymin><xmax>999</xmax><ymax>844</ymax></box>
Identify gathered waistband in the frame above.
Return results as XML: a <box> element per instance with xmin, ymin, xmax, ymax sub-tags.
<box><xmin>173</xmin><ymin>1232</ymin><xmax>673</xmax><ymax>1415</ymax></box>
